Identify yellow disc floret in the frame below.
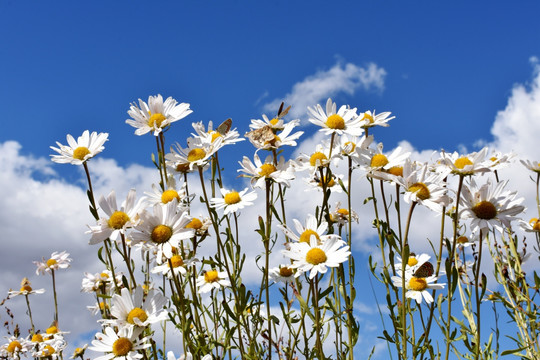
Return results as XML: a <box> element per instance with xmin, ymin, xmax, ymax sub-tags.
<box><xmin>457</xmin><ymin>236</ymin><xmax>469</xmax><ymax>244</ymax></box>
<box><xmin>161</xmin><ymin>189</ymin><xmax>180</xmax><ymax>204</ymax></box>
<box><xmin>224</xmin><ymin>191</ymin><xmax>241</xmax><ymax>205</ymax></box>
<box><xmin>326</xmin><ymin>114</ymin><xmax>345</xmax><ymax>129</ymax></box>
<box><xmin>279</xmin><ymin>266</ymin><xmax>293</xmax><ymax>277</ymax></box>
<box><xmin>148</xmin><ymin>113</ymin><xmax>166</xmax><ymax>128</ymax></box>
<box><xmin>472</xmin><ymin>200</ymin><xmax>497</xmax><ymax>220</ymax></box>
<box><xmin>73</xmin><ymin>146</ymin><xmax>91</xmax><ymax>161</ymax></box>
<box><xmin>41</xmin><ymin>345</ymin><xmax>56</xmax><ymax>356</ymax></box>
<box><xmin>170</xmin><ymin>255</ymin><xmax>184</xmax><ymax>268</ymax></box>
<box><xmin>530</xmin><ymin>218</ymin><xmax>540</xmax><ymax>231</ymax></box>
<box><xmin>371</xmin><ymin>154</ymin><xmax>389</xmax><ymax>168</ymax></box>
<box><xmin>388</xmin><ymin>166</ymin><xmax>403</xmax><ymax>177</ymax></box>
<box><xmin>342</xmin><ymin>141</ymin><xmax>356</xmax><ymax>154</ymax></box>
<box><xmin>259</xmin><ymin>163</ymin><xmax>277</xmax><ymax>177</ymax></box>
<box><xmin>318</xmin><ymin>176</ymin><xmax>335</xmax><ymax>188</ymax></box>
<box><xmin>299</xmin><ymin>229</ymin><xmax>320</xmax><ymax>244</ymax></box>
<box><xmin>127</xmin><ymin>307</ymin><xmax>148</xmax><ymax>325</ymax></box>
<box><xmin>454</xmin><ymin>157</ymin><xmax>473</xmax><ymax>169</ymax></box>
<box><xmin>363</xmin><ymin>112</ymin><xmax>374</xmax><ymax>124</ymax></box>
<box><xmin>186</xmin><ymin>218</ymin><xmax>203</xmax><ymax>230</ymax></box>
<box><xmin>306</xmin><ymin>248</ymin><xmax>327</xmax><ymax>265</ymax></box>
<box><xmin>270</xmin><ymin>118</ymin><xmax>280</xmax><ymax>125</ymax></box>
<box><xmin>151</xmin><ymin>225</ymin><xmax>173</xmax><ymax>244</ymax></box>
<box><xmin>108</xmin><ymin>211</ymin><xmax>130</xmax><ymax>229</ymax></box>
<box><xmin>46</xmin><ymin>259</ymin><xmax>57</xmax><ymax>268</ymax></box>
<box><xmin>204</xmin><ymin>270</ymin><xmax>219</xmax><ymax>283</ymax></box>
<box><xmin>46</xmin><ymin>326</ymin><xmax>58</xmax><ymax>335</ymax></box>
<box><xmin>31</xmin><ymin>333</ymin><xmax>44</xmax><ymax>343</ymax></box>
<box><xmin>112</xmin><ymin>337</ymin><xmax>133</xmax><ymax>356</ymax></box>
<box><xmin>7</xmin><ymin>340</ymin><xmax>22</xmax><ymax>353</ymax></box>
<box><xmin>408</xmin><ymin>182</ymin><xmax>431</xmax><ymax>200</ymax></box>
<box><xmin>187</xmin><ymin>148</ymin><xmax>206</xmax><ymax>162</ymax></box>
<box><xmin>309</xmin><ymin>152</ymin><xmax>328</xmax><ymax>167</ymax></box>
<box><xmin>20</xmin><ymin>285</ymin><xmax>32</xmax><ymax>292</ymax></box>
<box><xmin>407</xmin><ymin>257</ymin><xmax>418</xmax><ymax>266</ymax></box>
<box><xmin>408</xmin><ymin>277</ymin><xmax>428</xmax><ymax>291</ymax></box>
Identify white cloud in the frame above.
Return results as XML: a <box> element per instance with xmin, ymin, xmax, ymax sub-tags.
<box><xmin>262</xmin><ymin>61</ymin><xmax>386</xmax><ymax>120</ymax></box>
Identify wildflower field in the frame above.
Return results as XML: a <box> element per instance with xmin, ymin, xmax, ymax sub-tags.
<box><xmin>1</xmin><ymin>95</ymin><xmax>539</xmax><ymax>360</ymax></box>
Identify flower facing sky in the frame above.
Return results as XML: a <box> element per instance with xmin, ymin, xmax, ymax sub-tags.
<box><xmin>439</xmin><ymin>147</ymin><xmax>491</xmax><ymax>176</ymax></box>
<box><xmin>89</xmin><ymin>326</ymin><xmax>150</xmax><ymax>360</ymax></box>
<box><xmin>359</xmin><ymin>109</ymin><xmax>395</xmax><ymax>129</ymax></box>
<box><xmin>238</xmin><ymin>153</ymin><xmax>295</xmax><ymax>189</ymax></box>
<box><xmin>282</xmin><ymin>236</ymin><xmax>350</xmax><ymax>279</ymax></box>
<box><xmin>126</xmin><ymin>94</ymin><xmax>192</xmax><ymax>136</ymax></box>
<box><xmin>307</xmin><ymin>98</ymin><xmax>363</xmax><ymax>137</ymax></box>
<box><xmin>50</xmin><ymin>130</ymin><xmax>108</xmax><ymax>165</ymax></box>
<box><xmin>196</xmin><ymin>269</ymin><xmax>231</xmax><ymax>293</ymax></box>
<box><xmin>8</xmin><ymin>278</ymin><xmax>45</xmax><ymax>298</ymax></box>
<box><xmin>107</xmin><ymin>287</ymin><xmax>168</xmax><ymax>328</ymax></box>
<box><xmin>392</xmin><ymin>273</ymin><xmax>445</xmax><ymax>304</ymax></box>
<box><xmin>34</xmin><ymin>251</ymin><xmax>72</xmax><ymax>275</ymax></box>
<box><xmin>209</xmin><ymin>187</ymin><xmax>257</xmax><ymax>215</ymax></box>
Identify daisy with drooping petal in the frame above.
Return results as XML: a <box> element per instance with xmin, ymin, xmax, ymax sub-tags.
<box><xmin>209</xmin><ymin>188</ymin><xmax>257</xmax><ymax>215</ymax></box>
<box><xmin>34</xmin><ymin>251</ymin><xmax>72</xmax><ymax>275</ymax></box>
<box><xmin>33</xmin><ymin>337</ymin><xmax>67</xmax><ymax>359</ymax></box>
<box><xmin>520</xmin><ymin>217</ymin><xmax>540</xmax><ymax>233</ymax></box>
<box><xmin>151</xmin><ymin>253</ymin><xmax>198</xmax><ymax>279</ymax></box>
<box><xmin>89</xmin><ymin>326</ymin><xmax>150</xmax><ymax>360</ymax></box>
<box><xmin>71</xmin><ymin>344</ymin><xmax>88</xmax><ymax>359</ymax></box>
<box><xmin>356</xmin><ymin>143</ymin><xmax>410</xmax><ymax>174</ymax></box>
<box><xmin>439</xmin><ymin>147</ymin><xmax>491</xmax><ymax>176</ymax></box>
<box><xmin>191</xmin><ymin>120</ymin><xmax>244</xmax><ymax>147</ymax></box>
<box><xmin>238</xmin><ymin>153</ymin><xmax>295</xmax><ymax>189</ymax></box>
<box><xmin>520</xmin><ymin>159</ymin><xmax>540</xmax><ymax>174</ymax></box>
<box><xmin>81</xmin><ymin>270</ymin><xmax>122</xmax><ymax>294</ymax></box>
<box><xmin>249</xmin><ymin>113</ymin><xmax>289</xmax><ymax>131</ymax></box>
<box><xmin>308</xmin><ymin>98</ymin><xmax>363</xmax><ymax>137</ymax></box>
<box><xmin>8</xmin><ymin>278</ymin><xmax>45</xmax><ymax>298</ymax></box>
<box><xmin>269</xmin><ymin>265</ymin><xmax>296</xmax><ymax>284</ymax></box>
<box><xmin>460</xmin><ymin>178</ymin><xmax>525</xmax><ymax>234</ymax></box>
<box><xmin>144</xmin><ymin>177</ymin><xmax>188</xmax><ymax>209</ymax></box>
<box><xmin>295</xmin><ymin>142</ymin><xmax>341</xmax><ymax>174</ymax></box>
<box><xmin>196</xmin><ymin>269</ymin><xmax>231</xmax><ymax>294</ymax></box>
<box><xmin>392</xmin><ymin>273</ymin><xmax>445</xmax><ymax>304</ymax></box>
<box><xmin>87</xmin><ymin>189</ymin><xmax>144</xmax><ymax>245</ymax></box>
<box><xmin>282</xmin><ymin>236</ymin><xmax>350</xmax><ymax>279</ymax></box>
<box><xmin>338</xmin><ymin>134</ymin><xmax>374</xmax><ymax>162</ymax></box>
<box><xmin>166</xmin><ymin>137</ymin><xmax>223</xmax><ymax>172</ymax></box>
<box><xmin>126</xmin><ymin>94</ymin><xmax>192</xmax><ymax>136</ymax></box>
<box><xmin>329</xmin><ymin>202</ymin><xmax>359</xmax><ymax>225</ymax></box>
<box><xmin>50</xmin><ymin>130</ymin><xmax>109</xmax><ymax>165</ymax></box>
<box><xmin>487</xmin><ymin>151</ymin><xmax>515</xmax><ymax>171</ymax></box>
<box><xmin>185</xmin><ymin>216</ymin><xmax>212</xmax><ymax>236</ymax></box>
<box><xmin>306</xmin><ymin>172</ymin><xmax>346</xmax><ymax>193</ymax></box>
<box><xmin>130</xmin><ymin>201</ymin><xmax>194</xmax><ymax>259</ymax></box>
<box><xmin>0</xmin><ymin>336</ymin><xmax>31</xmax><ymax>359</ymax></box>
<box><xmin>278</xmin><ymin>214</ymin><xmax>331</xmax><ymax>245</ymax></box>
<box><xmin>359</xmin><ymin>109</ymin><xmax>395</xmax><ymax>129</ymax></box>
<box><xmin>106</xmin><ymin>287</ymin><xmax>168</xmax><ymax>328</ymax></box>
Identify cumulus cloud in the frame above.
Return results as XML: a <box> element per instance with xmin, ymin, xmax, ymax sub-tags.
<box><xmin>262</xmin><ymin>61</ymin><xmax>386</xmax><ymax>120</ymax></box>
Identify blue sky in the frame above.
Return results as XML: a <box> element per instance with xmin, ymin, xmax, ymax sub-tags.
<box><xmin>2</xmin><ymin>1</ymin><xmax>540</xmax><ymax>359</ymax></box>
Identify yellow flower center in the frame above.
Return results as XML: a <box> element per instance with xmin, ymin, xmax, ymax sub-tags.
<box><xmin>306</xmin><ymin>248</ymin><xmax>327</xmax><ymax>265</ymax></box>
<box><xmin>472</xmin><ymin>200</ymin><xmax>497</xmax><ymax>220</ymax></box>
<box><xmin>408</xmin><ymin>277</ymin><xmax>428</xmax><ymax>291</ymax></box>
<box><xmin>187</xmin><ymin>148</ymin><xmax>206</xmax><ymax>162</ymax></box>
<box><xmin>112</xmin><ymin>337</ymin><xmax>133</xmax><ymax>356</ymax></box>
<box><xmin>407</xmin><ymin>257</ymin><xmax>418</xmax><ymax>266</ymax></box>
<box><xmin>46</xmin><ymin>259</ymin><xmax>57</xmax><ymax>267</ymax></box>
<box><xmin>100</xmin><ymin>272</ymin><xmax>109</xmax><ymax>278</ymax></box>
<box><xmin>309</xmin><ymin>152</ymin><xmax>328</xmax><ymax>167</ymax></box>
<box><xmin>490</xmin><ymin>156</ymin><xmax>498</xmax><ymax>162</ymax></box>
<box><xmin>20</xmin><ymin>285</ymin><xmax>32</xmax><ymax>292</ymax></box>
<box><xmin>161</xmin><ymin>189</ymin><xmax>180</xmax><ymax>204</ymax></box>
<box><xmin>457</xmin><ymin>236</ymin><xmax>469</xmax><ymax>244</ymax></box>
<box><xmin>186</xmin><ymin>218</ymin><xmax>203</xmax><ymax>230</ymax></box>
<box><xmin>151</xmin><ymin>225</ymin><xmax>173</xmax><ymax>244</ymax></box>
<box><xmin>148</xmin><ymin>113</ymin><xmax>166</xmax><ymax>128</ymax></box>
<box><xmin>388</xmin><ymin>166</ymin><xmax>403</xmax><ymax>177</ymax></box>
<box><xmin>259</xmin><ymin>163</ymin><xmax>277</xmax><ymax>177</ymax></box>
<box><xmin>279</xmin><ymin>266</ymin><xmax>293</xmax><ymax>277</ymax></box>
<box><xmin>318</xmin><ymin>176</ymin><xmax>335</xmax><ymax>188</ymax></box>
<box><xmin>204</xmin><ymin>270</ymin><xmax>219</xmax><ymax>283</ymax></box>
<box><xmin>454</xmin><ymin>157</ymin><xmax>473</xmax><ymax>169</ymax></box>
<box><xmin>127</xmin><ymin>307</ymin><xmax>148</xmax><ymax>325</ymax></box>
<box><xmin>363</xmin><ymin>113</ymin><xmax>374</xmax><ymax>124</ymax></box>
<box><xmin>41</xmin><ymin>345</ymin><xmax>56</xmax><ymax>356</ymax></box>
<box><xmin>32</xmin><ymin>333</ymin><xmax>44</xmax><ymax>342</ymax></box>
<box><xmin>170</xmin><ymin>255</ymin><xmax>184</xmax><ymax>268</ymax></box>
<box><xmin>342</xmin><ymin>141</ymin><xmax>356</xmax><ymax>154</ymax></box>
<box><xmin>270</xmin><ymin>118</ymin><xmax>280</xmax><ymax>125</ymax></box>
<box><xmin>408</xmin><ymin>182</ymin><xmax>431</xmax><ymax>200</ymax></box>
<box><xmin>7</xmin><ymin>340</ymin><xmax>22</xmax><ymax>353</ymax></box>
<box><xmin>299</xmin><ymin>229</ymin><xmax>320</xmax><ymax>244</ymax></box>
<box><xmin>108</xmin><ymin>211</ymin><xmax>130</xmax><ymax>229</ymax></box>
<box><xmin>99</xmin><ymin>301</ymin><xmax>109</xmax><ymax>310</ymax></box>
<box><xmin>326</xmin><ymin>114</ymin><xmax>345</xmax><ymax>129</ymax></box>
<box><xmin>532</xmin><ymin>219</ymin><xmax>540</xmax><ymax>231</ymax></box>
<box><xmin>224</xmin><ymin>191</ymin><xmax>241</xmax><ymax>205</ymax></box>
<box><xmin>337</xmin><ymin>208</ymin><xmax>349</xmax><ymax>216</ymax></box>
<box><xmin>371</xmin><ymin>154</ymin><xmax>389</xmax><ymax>168</ymax></box>
<box><xmin>73</xmin><ymin>146</ymin><xmax>91</xmax><ymax>160</ymax></box>
<box><xmin>46</xmin><ymin>326</ymin><xmax>58</xmax><ymax>334</ymax></box>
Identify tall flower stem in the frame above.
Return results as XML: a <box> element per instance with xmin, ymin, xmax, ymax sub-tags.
<box><xmin>51</xmin><ymin>270</ymin><xmax>59</xmax><ymax>323</ymax></box>
<box><xmin>24</xmin><ymin>294</ymin><xmax>36</xmax><ymax>333</ymax></box>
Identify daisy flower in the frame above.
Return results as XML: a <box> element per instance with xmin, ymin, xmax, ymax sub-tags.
<box><xmin>166</xmin><ymin>137</ymin><xmax>223</xmax><ymax>172</ymax></box>
<box><xmin>295</xmin><ymin>143</ymin><xmax>341</xmax><ymax>174</ymax></box>
<box><xmin>439</xmin><ymin>147</ymin><xmax>491</xmax><ymax>176</ymax></box>
<box><xmin>130</xmin><ymin>201</ymin><xmax>194</xmax><ymax>259</ymax></box>
<box><xmin>71</xmin><ymin>344</ymin><xmax>88</xmax><ymax>359</ymax></box>
<box><xmin>184</xmin><ymin>216</ymin><xmax>212</xmax><ymax>236</ymax></box>
<box><xmin>392</xmin><ymin>273</ymin><xmax>445</xmax><ymax>304</ymax></box>
<box><xmin>34</xmin><ymin>251</ymin><xmax>72</xmax><ymax>275</ymax></box>
<box><xmin>359</xmin><ymin>109</ymin><xmax>395</xmax><ymax>129</ymax></box>
<box><xmin>33</xmin><ymin>337</ymin><xmax>66</xmax><ymax>359</ymax></box>
<box><xmin>245</xmin><ymin>121</ymin><xmax>303</xmax><ymax>150</ymax></box>
<box><xmin>520</xmin><ymin>159</ymin><xmax>540</xmax><ymax>174</ymax></box>
<box><xmin>87</xmin><ymin>189</ymin><xmax>144</xmax><ymax>245</ymax></box>
<box><xmin>307</xmin><ymin>98</ymin><xmax>363</xmax><ymax>137</ymax></box>
<box><xmin>191</xmin><ymin>120</ymin><xmax>244</xmax><ymax>147</ymax></box>
<box><xmin>338</xmin><ymin>134</ymin><xmax>373</xmax><ymax>162</ymax></box>
<box><xmin>394</xmin><ymin>253</ymin><xmax>432</xmax><ymax>275</ymax></box>
<box><xmin>487</xmin><ymin>151</ymin><xmax>515</xmax><ymax>171</ymax></box>
<box><xmin>238</xmin><ymin>154</ymin><xmax>295</xmax><ymax>189</ymax></box>
<box><xmin>269</xmin><ymin>265</ymin><xmax>296</xmax><ymax>284</ymax></box>
<box><xmin>329</xmin><ymin>202</ymin><xmax>359</xmax><ymax>225</ymax></box>
<box><xmin>456</xmin><ymin>235</ymin><xmax>474</xmax><ymax>249</ymax></box>
<box><xmin>88</xmin><ymin>301</ymin><xmax>110</xmax><ymax>316</ymax></box>
<box><xmin>50</xmin><ymin>130</ymin><xmax>108</xmax><ymax>165</ymax></box>
<box><xmin>278</xmin><ymin>214</ymin><xmax>332</xmax><ymax>245</ymax></box>
<box><xmin>196</xmin><ymin>269</ymin><xmax>231</xmax><ymax>293</ymax></box>
<box><xmin>520</xmin><ymin>217</ymin><xmax>540</xmax><ymax>233</ymax></box>
<box><xmin>8</xmin><ymin>278</ymin><xmax>45</xmax><ymax>298</ymax></box>
<box><xmin>144</xmin><ymin>177</ymin><xmax>188</xmax><ymax>209</ymax></box>
<box><xmin>306</xmin><ymin>172</ymin><xmax>345</xmax><ymax>193</ymax></box>
<box><xmin>0</xmin><ymin>336</ymin><xmax>31</xmax><ymax>359</ymax></box>
<box><xmin>356</xmin><ymin>143</ymin><xmax>410</xmax><ymax>174</ymax></box>
<box><xmin>89</xmin><ymin>326</ymin><xmax>150</xmax><ymax>360</ymax></box>
<box><xmin>282</xmin><ymin>236</ymin><xmax>350</xmax><ymax>279</ymax></box>
<box><xmin>81</xmin><ymin>270</ymin><xmax>122</xmax><ymax>294</ymax></box>
<box><xmin>249</xmin><ymin>113</ymin><xmax>292</xmax><ymax>131</ymax></box>
<box><xmin>209</xmin><ymin>188</ymin><xmax>257</xmax><ymax>215</ymax></box>
<box><xmin>460</xmin><ymin>178</ymin><xmax>525</xmax><ymax>234</ymax></box>
<box><xmin>166</xmin><ymin>351</ymin><xmax>212</xmax><ymax>360</ymax></box>
<box><xmin>152</xmin><ymin>253</ymin><xmax>198</xmax><ymax>279</ymax></box>
<box><xmin>106</xmin><ymin>287</ymin><xmax>168</xmax><ymax>328</ymax></box>
<box><xmin>126</xmin><ymin>94</ymin><xmax>192</xmax><ymax>136</ymax></box>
